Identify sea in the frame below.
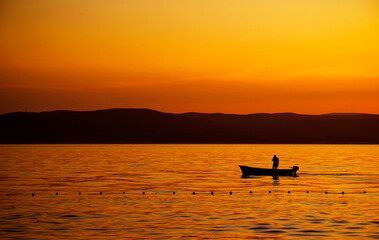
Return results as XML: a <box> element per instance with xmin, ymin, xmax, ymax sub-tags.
<box><xmin>0</xmin><ymin>144</ymin><xmax>378</xmax><ymax>239</ymax></box>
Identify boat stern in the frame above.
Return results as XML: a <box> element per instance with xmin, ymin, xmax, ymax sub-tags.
<box><xmin>292</xmin><ymin>166</ymin><xmax>299</xmax><ymax>176</ymax></box>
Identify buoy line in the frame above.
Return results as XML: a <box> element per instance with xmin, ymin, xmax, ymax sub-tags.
<box><xmin>2</xmin><ymin>190</ymin><xmax>371</xmax><ymax>197</ymax></box>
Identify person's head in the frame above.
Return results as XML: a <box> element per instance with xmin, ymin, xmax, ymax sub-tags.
<box><xmin>274</xmin><ymin>155</ymin><xmax>276</xmax><ymax>157</ymax></box>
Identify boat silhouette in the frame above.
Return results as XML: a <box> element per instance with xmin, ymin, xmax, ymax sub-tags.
<box><xmin>239</xmin><ymin>165</ymin><xmax>299</xmax><ymax>177</ymax></box>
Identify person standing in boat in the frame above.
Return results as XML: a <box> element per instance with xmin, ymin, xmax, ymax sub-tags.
<box><xmin>272</xmin><ymin>155</ymin><xmax>279</xmax><ymax>170</ymax></box>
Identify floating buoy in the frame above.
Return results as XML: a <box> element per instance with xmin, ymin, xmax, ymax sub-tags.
<box><xmin>288</xmin><ymin>191</ymin><xmax>291</xmax><ymax>193</ymax></box>
<box><xmin>249</xmin><ymin>191</ymin><xmax>252</xmax><ymax>194</ymax></box>
<box><xmin>269</xmin><ymin>190</ymin><xmax>271</xmax><ymax>193</ymax></box>
<box><xmin>32</xmin><ymin>193</ymin><xmax>34</xmax><ymax>197</ymax></box>
<box><xmin>192</xmin><ymin>192</ymin><xmax>195</xmax><ymax>195</ymax></box>
<box><xmin>100</xmin><ymin>192</ymin><xmax>102</xmax><ymax>195</ymax></box>
<box><xmin>6</xmin><ymin>194</ymin><xmax>10</xmax><ymax>196</ymax></box>
<box><xmin>211</xmin><ymin>191</ymin><xmax>214</xmax><ymax>195</ymax></box>
<box><xmin>325</xmin><ymin>191</ymin><xmax>328</xmax><ymax>194</ymax></box>
<box><xmin>56</xmin><ymin>192</ymin><xmax>58</xmax><ymax>195</ymax></box>
<box><xmin>342</xmin><ymin>191</ymin><xmax>344</xmax><ymax>194</ymax></box>
<box><xmin>79</xmin><ymin>192</ymin><xmax>81</xmax><ymax>195</ymax></box>
<box><xmin>364</xmin><ymin>191</ymin><xmax>366</xmax><ymax>193</ymax></box>
<box><xmin>306</xmin><ymin>191</ymin><xmax>309</xmax><ymax>193</ymax></box>
<box><xmin>173</xmin><ymin>191</ymin><xmax>176</xmax><ymax>195</ymax></box>
<box><xmin>142</xmin><ymin>192</ymin><xmax>145</xmax><ymax>195</ymax></box>
<box><xmin>229</xmin><ymin>191</ymin><xmax>232</xmax><ymax>195</ymax></box>
<box><xmin>123</xmin><ymin>192</ymin><xmax>125</xmax><ymax>194</ymax></box>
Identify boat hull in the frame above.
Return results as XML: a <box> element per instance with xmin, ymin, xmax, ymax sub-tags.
<box><xmin>239</xmin><ymin>165</ymin><xmax>298</xmax><ymax>176</ymax></box>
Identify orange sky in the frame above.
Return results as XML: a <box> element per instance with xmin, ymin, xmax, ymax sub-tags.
<box><xmin>0</xmin><ymin>0</ymin><xmax>378</xmax><ymax>114</ymax></box>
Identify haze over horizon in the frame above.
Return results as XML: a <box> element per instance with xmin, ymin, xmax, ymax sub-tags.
<box><xmin>1</xmin><ymin>0</ymin><xmax>378</xmax><ymax>115</ymax></box>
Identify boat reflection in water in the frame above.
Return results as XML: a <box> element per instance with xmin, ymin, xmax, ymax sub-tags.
<box><xmin>272</xmin><ymin>175</ymin><xmax>280</xmax><ymax>186</ymax></box>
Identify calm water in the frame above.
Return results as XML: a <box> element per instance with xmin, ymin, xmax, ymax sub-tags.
<box><xmin>0</xmin><ymin>144</ymin><xmax>378</xmax><ymax>239</ymax></box>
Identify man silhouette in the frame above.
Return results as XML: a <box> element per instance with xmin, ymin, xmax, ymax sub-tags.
<box><xmin>272</xmin><ymin>155</ymin><xmax>279</xmax><ymax>170</ymax></box>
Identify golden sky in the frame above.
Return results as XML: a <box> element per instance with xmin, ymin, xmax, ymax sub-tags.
<box><xmin>0</xmin><ymin>0</ymin><xmax>378</xmax><ymax>114</ymax></box>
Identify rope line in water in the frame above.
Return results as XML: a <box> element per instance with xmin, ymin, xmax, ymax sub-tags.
<box><xmin>3</xmin><ymin>190</ymin><xmax>371</xmax><ymax>197</ymax></box>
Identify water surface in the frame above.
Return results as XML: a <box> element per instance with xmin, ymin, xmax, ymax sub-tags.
<box><xmin>0</xmin><ymin>144</ymin><xmax>378</xmax><ymax>239</ymax></box>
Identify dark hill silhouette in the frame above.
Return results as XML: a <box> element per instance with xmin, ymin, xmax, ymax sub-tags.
<box><xmin>0</xmin><ymin>108</ymin><xmax>378</xmax><ymax>144</ymax></box>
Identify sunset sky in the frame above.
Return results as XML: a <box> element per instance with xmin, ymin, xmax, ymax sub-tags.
<box><xmin>0</xmin><ymin>0</ymin><xmax>378</xmax><ymax>114</ymax></box>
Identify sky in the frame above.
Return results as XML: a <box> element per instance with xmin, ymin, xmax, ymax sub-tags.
<box><xmin>0</xmin><ymin>0</ymin><xmax>378</xmax><ymax>114</ymax></box>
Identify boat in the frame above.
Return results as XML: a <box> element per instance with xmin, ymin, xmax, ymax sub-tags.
<box><xmin>239</xmin><ymin>165</ymin><xmax>299</xmax><ymax>177</ymax></box>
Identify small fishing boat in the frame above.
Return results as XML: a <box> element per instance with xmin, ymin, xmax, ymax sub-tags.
<box><xmin>239</xmin><ymin>165</ymin><xmax>299</xmax><ymax>177</ymax></box>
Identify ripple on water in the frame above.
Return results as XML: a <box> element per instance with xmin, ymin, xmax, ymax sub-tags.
<box><xmin>50</xmin><ymin>228</ymin><xmax>69</xmax><ymax>231</ymax></box>
<box><xmin>356</xmin><ymin>222</ymin><xmax>371</xmax><ymax>226</ymax></box>
<box><xmin>249</xmin><ymin>226</ymin><xmax>270</xmax><ymax>230</ymax></box>
<box><xmin>279</xmin><ymin>227</ymin><xmax>298</xmax><ymax>230</ymax></box>
<box><xmin>288</xmin><ymin>233</ymin><xmax>329</xmax><ymax>237</ymax></box>
<box><xmin>261</xmin><ymin>230</ymin><xmax>286</xmax><ymax>234</ymax></box>
<box><xmin>59</xmin><ymin>214</ymin><xmax>81</xmax><ymax>219</ymax></box>
<box><xmin>346</xmin><ymin>226</ymin><xmax>363</xmax><ymax>229</ymax></box>
<box><xmin>331</xmin><ymin>220</ymin><xmax>349</xmax><ymax>224</ymax></box>
<box><xmin>209</xmin><ymin>228</ymin><xmax>233</xmax><ymax>232</ymax></box>
<box><xmin>298</xmin><ymin>230</ymin><xmax>328</xmax><ymax>233</ymax></box>
<box><xmin>227</xmin><ymin>216</ymin><xmax>256</xmax><ymax>221</ymax></box>
<box><xmin>85</xmin><ymin>228</ymin><xmax>110</xmax><ymax>231</ymax></box>
<box><xmin>4</xmin><ymin>228</ymin><xmax>24</xmax><ymax>233</ymax></box>
<box><xmin>310</xmin><ymin>220</ymin><xmax>326</xmax><ymax>224</ymax></box>
<box><xmin>3</xmin><ymin>214</ymin><xmax>23</xmax><ymax>220</ymax></box>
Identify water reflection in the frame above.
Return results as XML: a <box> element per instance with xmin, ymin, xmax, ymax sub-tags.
<box><xmin>0</xmin><ymin>144</ymin><xmax>378</xmax><ymax>239</ymax></box>
<box><xmin>272</xmin><ymin>176</ymin><xmax>280</xmax><ymax>186</ymax></box>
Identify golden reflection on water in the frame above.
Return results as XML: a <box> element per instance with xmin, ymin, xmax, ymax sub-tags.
<box><xmin>0</xmin><ymin>144</ymin><xmax>378</xmax><ymax>239</ymax></box>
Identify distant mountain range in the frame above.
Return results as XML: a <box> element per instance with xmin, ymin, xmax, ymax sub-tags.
<box><xmin>1</xmin><ymin>108</ymin><xmax>378</xmax><ymax>144</ymax></box>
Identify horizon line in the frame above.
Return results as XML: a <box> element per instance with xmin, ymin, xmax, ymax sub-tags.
<box><xmin>1</xmin><ymin>108</ymin><xmax>378</xmax><ymax>117</ymax></box>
